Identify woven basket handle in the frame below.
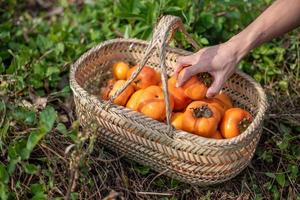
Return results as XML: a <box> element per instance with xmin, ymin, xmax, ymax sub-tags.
<box><xmin>108</xmin><ymin>15</ymin><xmax>200</xmax><ymax>137</ymax></box>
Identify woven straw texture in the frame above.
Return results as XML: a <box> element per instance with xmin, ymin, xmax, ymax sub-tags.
<box><xmin>70</xmin><ymin>15</ymin><xmax>268</xmax><ymax>185</ymax></box>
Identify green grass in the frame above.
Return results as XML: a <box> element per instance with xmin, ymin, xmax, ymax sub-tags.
<box><xmin>0</xmin><ymin>0</ymin><xmax>299</xmax><ymax>199</ymax></box>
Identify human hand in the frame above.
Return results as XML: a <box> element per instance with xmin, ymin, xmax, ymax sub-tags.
<box><xmin>174</xmin><ymin>0</ymin><xmax>300</xmax><ymax>98</ymax></box>
<box><xmin>175</xmin><ymin>40</ymin><xmax>247</xmax><ymax>97</ymax></box>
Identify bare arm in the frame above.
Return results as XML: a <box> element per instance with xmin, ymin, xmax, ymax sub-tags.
<box><xmin>176</xmin><ymin>0</ymin><xmax>300</xmax><ymax>97</ymax></box>
<box><xmin>230</xmin><ymin>0</ymin><xmax>300</xmax><ymax>60</ymax></box>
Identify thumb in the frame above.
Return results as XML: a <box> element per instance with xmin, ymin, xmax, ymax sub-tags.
<box><xmin>206</xmin><ymin>75</ymin><xmax>224</xmax><ymax>98</ymax></box>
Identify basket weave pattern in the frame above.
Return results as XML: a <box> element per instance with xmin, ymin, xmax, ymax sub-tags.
<box><xmin>70</xmin><ymin>16</ymin><xmax>268</xmax><ymax>185</ymax></box>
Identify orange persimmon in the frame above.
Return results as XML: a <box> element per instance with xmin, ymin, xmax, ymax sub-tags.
<box><xmin>202</xmin><ymin>98</ymin><xmax>227</xmax><ymax>117</ymax></box>
<box><xmin>182</xmin><ymin>101</ymin><xmax>221</xmax><ymax>137</ymax></box>
<box><xmin>112</xmin><ymin>61</ymin><xmax>130</xmax><ymax>80</ymax></box>
<box><xmin>126</xmin><ymin>89</ymin><xmax>145</xmax><ymax>111</ymax></box>
<box><xmin>211</xmin><ymin>130</ymin><xmax>223</xmax><ymax>139</ymax></box>
<box><xmin>220</xmin><ymin>108</ymin><xmax>253</xmax><ymax>139</ymax></box>
<box><xmin>108</xmin><ymin>80</ymin><xmax>135</xmax><ymax>106</ymax></box>
<box><xmin>171</xmin><ymin>112</ymin><xmax>184</xmax><ymax>130</ymax></box>
<box><xmin>178</xmin><ymin>69</ymin><xmax>211</xmax><ymax>100</ymax></box>
<box><xmin>137</xmin><ymin>85</ymin><xmax>174</xmax><ymax>121</ymax></box>
<box><xmin>214</xmin><ymin>91</ymin><xmax>233</xmax><ymax>110</ymax></box>
<box><xmin>168</xmin><ymin>75</ymin><xmax>192</xmax><ymax>111</ymax></box>
<box><xmin>100</xmin><ymin>79</ymin><xmax>116</xmax><ymax>100</ymax></box>
<box><xmin>126</xmin><ymin>65</ymin><xmax>160</xmax><ymax>90</ymax></box>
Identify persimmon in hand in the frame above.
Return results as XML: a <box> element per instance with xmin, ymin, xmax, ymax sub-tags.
<box><xmin>177</xmin><ymin>70</ymin><xmax>212</xmax><ymax>101</ymax></box>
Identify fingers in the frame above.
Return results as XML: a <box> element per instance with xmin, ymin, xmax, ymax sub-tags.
<box><xmin>175</xmin><ymin>68</ymin><xmax>190</xmax><ymax>87</ymax></box>
<box><xmin>174</xmin><ymin>64</ymin><xmax>187</xmax><ymax>79</ymax></box>
<box><xmin>206</xmin><ymin>74</ymin><xmax>224</xmax><ymax>98</ymax></box>
<box><xmin>176</xmin><ymin>64</ymin><xmax>209</xmax><ymax>87</ymax></box>
<box><xmin>177</xmin><ymin>55</ymin><xmax>194</xmax><ymax>66</ymax></box>
<box><xmin>174</xmin><ymin>55</ymin><xmax>194</xmax><ymax>77</ymax></box>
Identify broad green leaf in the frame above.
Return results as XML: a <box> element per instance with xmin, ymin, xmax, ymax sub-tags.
<box><xmin>31</xmin><ymin>183</ymin><xmax>47</xmax><ymax>200</ymax></box>
<box><xmin>265</xmin><ymin>181</ymin><xmax>273</xmax><ymax>190</ymax></box>
<box><xmin>271</xmin><ymin>185</ymin><xmax>280</xmax><ymax>200</ymax></box>
<box><xmin>59</xmin><ymin>0</ymin><xmax>69</xmax><ymax>8</ymax></box>
<box><xmin>0</xmin><ymin>122</ymin><xmax>9</xmax><ymax>151</ymax></box>
<box><xmin>6</xmin><ymin>48</ymin><xmax>30</xmax><ymax>74</ymax></box>
<box><xmin>259</xmin><ymin>150</ymin><xmax>273</xmax><ymax>163</ymax></box>
<box><xmin>170</xmin><ymin>178</ymin><xmax>180</xmax><ymax>188</ymax></box>
<box><xmin>6</xmin><ymin>55</ymin><xmax>19</xmax><ymax>74</ymax></box>
<box><xmin>0</xmin><ymin>99</ymin><xmax>7</xmax><ymax>116</ymax></box>
<box><xmin>32</xmin><ymin>193</ymin><xmax>47</xmax><ymax>200</ymax></box>
<box><xmin>0</xmin><ymin>182</ymin><xmax>9</xmax><ymax>200</ymax></box>
<box><xmin>265</xmin><ymin>172</ymin><xmax>276</xmax><ymax>179</ymax></box>
<box><xmin>58</xmin><ymin>86</ymin><xmax>71</xmax><ymax>98</ymax></box>
<box><xmin>26</xmin><ymin>130</ymin><xmax>46</xmax><ymax>152</ymax></box>
<box><xmin>33</xmin><ymin>63</ymin><xmax>45</xmax><ymax>76</ymax></box>
<box><xmin>31</xmin><ymin>183</ymin><xmax>45</xmax><ymax>195</ymax></box>
<box><xmin>154</xmin><ymin>178</ymin><xmax>165</xmax><ymax>187</ymax></box>
<box><xmin>46</xmin><ymin>67</ymin><xmax>60</xmax><ymax>77</ymax></box>
<box><xmin>0</xmin><ymin>164</ymin><xmax>9</xmax><ymax>184</ymax></box>
<box><xmin>8</xmin><ymin>143</ymin><xmax>17</xmax><ymax>160</ymax></box>
<box><xmin>199</xmin><ymin>12</ymin><xmax>215</xmax><ymax>28</ymax></box>
<box><xmin>8</xmin><ymin>158</ymin><xmax>19</xmax><ymax>175</ymax></box>
<box><xmin>56</xmin><ymin>42</ymin><xmax>65</xmax><ymax>55</ymax></box>
<box><xmin>276</xmin><ymin>173</ymin><xmax>286</xmax><ymax>187</ymax></box>
<box><xmin>36</xmin><ymin>35</ymin><xmax>53</xmax><ymax>51</ymax></box>
<box><xmin>39</xmin><ymin>106</ymin><xmax>57</xmax><ymax>133</ymax></box>
<box><xmin>70</xmin><ymin>192</ymin><xmax>78</xmax><ymax>200</ymax></box>
<box><xmin>56</xmin><ymin>123</ymin><xmax>68</xmax><ymax>135</ymax></box>
<box><xmin>0</xmin><ymin>31</ymin><xmax>10</xmax><ymax>41</ymax></box>
<box><xmin>14</xmin><ymin>139</ymin><xmax>30</xmax><ymax>160</ymax></box>
<box><xmin>134</xmin><ymin>164</ymin><xmax>150</xmax><ymax>176</ymax></box>
<box><xmin>199</xmin><ymin>37</ymin><xmax>209</xmax><ymax>45</ymax></box>
<box><xmin>276</xmin><ymin>138</ymin><xmax>289</xmax><ymax>151</ymax></box>
<box><xmin>288</xmin><ymin>165</ymin><xmax>298</xmax><ymax>179</ymax></box>
<box><xmin>29</xmin><ymin>75</ymin><xmax>44</xmax><ymax>89</ymax></box>
<box><xmin>278</xmin><ymin>80</ymin><xmax>288</xmax><ymax>91</ymax></box>
<box><xmin>24</xmin><ymin>163</ymin><xmax>40</xmax><ymax>174</ymax></box>
<box><xmin>11</xmin><ymin>107</ymin><xmax>36</xmax><ymax>125</ymax></box>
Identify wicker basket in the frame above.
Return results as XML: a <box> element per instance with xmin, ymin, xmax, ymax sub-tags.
<box><xmin>70</xmin><ymin>15</ymin><xmax>268</xmax><ymax>185</ymax></box>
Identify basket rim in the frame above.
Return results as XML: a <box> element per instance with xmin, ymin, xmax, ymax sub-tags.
<box><xmin>70</xmin><ymin>38</ymin><xmax>269</xmax><ymax>147</ymax></box>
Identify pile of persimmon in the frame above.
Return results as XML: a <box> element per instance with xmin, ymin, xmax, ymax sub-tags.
<box><xmin>100</xmin><ymin>61</ymin><xmax>253</xmax><ymax>140</ymax></box>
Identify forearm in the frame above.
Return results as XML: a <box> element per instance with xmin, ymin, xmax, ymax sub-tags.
<box><xmin>228</xmin><ymin>0</ymin><xmax>300</xmax><ymax>60</ymax></box>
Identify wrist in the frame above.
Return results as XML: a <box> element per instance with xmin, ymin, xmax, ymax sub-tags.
<box><xmin>227</xmin><ymin>33</ymin><xmax>254</xmax><ymax>62</ymax></box>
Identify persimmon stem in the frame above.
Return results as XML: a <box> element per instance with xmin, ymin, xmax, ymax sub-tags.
<box><xmin>238</xmin><ymin>118</ymin><xmax>251</xmax><ymax>133</ymax></box>
<box><xmin>197</xmin><ymin>72</ymin><xmax>213</xmax><ymax>87</ymax></box>
<box><xmin>191</xmin><ymin>105</ymin><xmax>213</xmax><ymax>118</ymax></box>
